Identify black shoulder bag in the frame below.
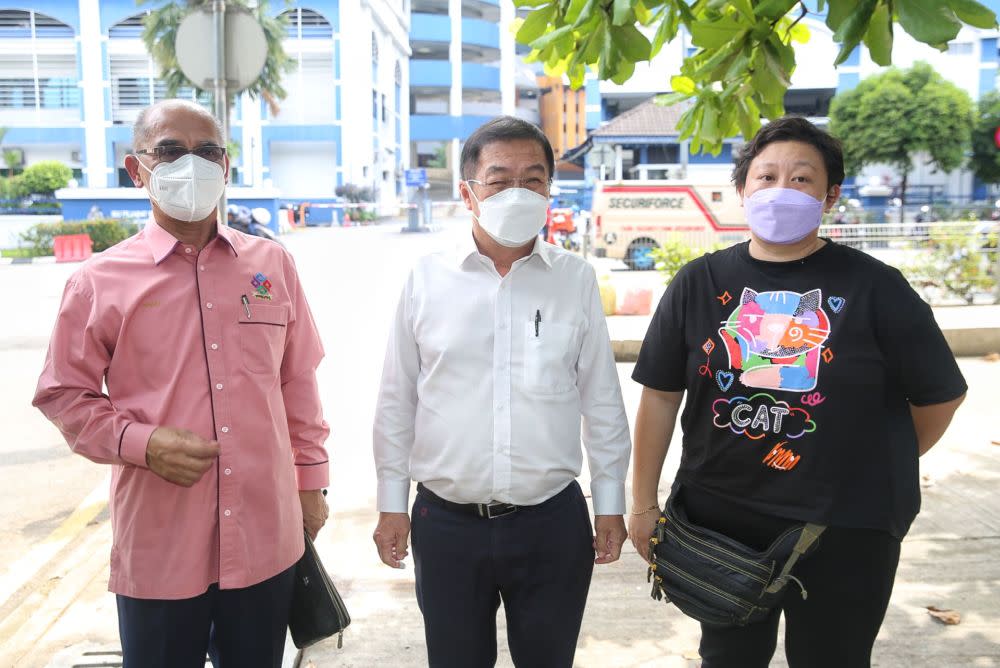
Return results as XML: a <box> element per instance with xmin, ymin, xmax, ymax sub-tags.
<box><xmin>648</xmin><ymin>492</ymin><xmax>825</xmax><ymax>627</ymax></box>
<box><xmin>289</xmin><ymin>531</ymin><xmax>351</xmax><ymax>649</ymax></box>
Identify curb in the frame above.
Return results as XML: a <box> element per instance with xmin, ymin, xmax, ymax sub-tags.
<box><xmin>0</xmin><ymin>255</ymin><xmax>57</xmax><ymax>266</ymax></box>
<box><xmin>612</xmin><ymin>326</ymin><xmax>1000</xmax><ymax>363</ymax></box>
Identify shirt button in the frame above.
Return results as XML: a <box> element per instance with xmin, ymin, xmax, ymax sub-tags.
<box><xmin>224</xmin><ymin>509</ymin><xmax>231</xmax><ymax>517</ymax></box>
<box><xmin>200</xmin><ymin>265</ymin><xmax>206</xmax><ymax>271</ymax></box>
<box><xmin>215</xmin><ymin>383</ymin><xmax>224</xmax><ymax>390</ymax></box>
<box><xmin>185</xmin><ymin>247</ymin><xmax>192</xmax><ymax>254</ymax></box>
<box><xmin>221</xmin><ymin>426</ymin><xmax>229</xmax><ymax>433</ymax></box>
<box><xmin>211</xmin><ymin>343</ymin><xmax>219</xmax><ymax>350</ymax></box>
<box><xmin>496</xmin><ymin>403</ymin><xmax>505</xmax><ymax>411</ymax></box>
<box><xmin>224</xmin><ymin>468</ymin><xmax>232</xmax><ymax>476</ymax></box>
<box><xmin>206</xmin><ymin>302</ymin><xmax>213</xmax><ymax>309</ymax></box>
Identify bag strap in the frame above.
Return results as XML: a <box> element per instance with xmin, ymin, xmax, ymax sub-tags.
<box><xmin>764</xmin><ymin>523</ymin><xmax>826</xmax><ymax>595</ymax></box>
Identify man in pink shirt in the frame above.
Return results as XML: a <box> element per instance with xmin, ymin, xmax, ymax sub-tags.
<box><xmin>32</xmin><ymin>99</ymin><xmax>331</xmax><ymax>668</ymax></box>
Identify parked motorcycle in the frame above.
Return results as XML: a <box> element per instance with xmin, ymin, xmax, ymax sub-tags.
<box><xmin>227</xmin><ymin>205</ymin><xmax>282</xmax><ymax>245</ymax></box>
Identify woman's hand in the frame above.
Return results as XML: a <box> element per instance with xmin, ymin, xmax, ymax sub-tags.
<box><xmin>628</xmin><ymin>509</ymin><xmax>661</xmax><ymax>563</ymax></box>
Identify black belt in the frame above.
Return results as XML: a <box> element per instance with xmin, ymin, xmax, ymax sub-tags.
<box><xmin>416</xmin><ymin>483</ymin><xmax>522</xmax><ymax>519</ymax></box>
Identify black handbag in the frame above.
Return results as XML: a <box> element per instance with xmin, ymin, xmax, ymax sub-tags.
<box><xmin>288</xmin><ymin>531</ymin><xmax>351</xmax><ymax>649</ymax></box>
<box><xmin>648</xmin><ymin>491</ymin><xmax>825</xmax><ymax>627</ymax></box>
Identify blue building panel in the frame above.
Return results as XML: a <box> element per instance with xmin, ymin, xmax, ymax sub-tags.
<box><xmin>461</xmin><ymin>18</ymin><xmax>500</xmax><ymax>50</ymax></box>
<box><xmin>982</xmin><ymin>38</ymin><xmax>998</xmax><ymax>64</ymax></box>
<box><xmin>410</xmin><ymin>115</ymin><xmax>495</xmax><ymax>141</ymax></box>
<box><xmin>3</xmin><ymin>127</ymin><xmax>84</xmax><ymax>143</ymax></box>
<box><xmin>837</xmin><ymin>72</ymin><xmax>860</xmax><ymax>93</ymax></box>
<box><xmin>688</xmin><ymin>143</ymin><xmax>733</xmax><ymax>164</ymax></box>
<box><xmin>411</xmin><ymin>13</ymin><xmax>451</xmax><ymax>42</ymax></box>
<box><xmin>462</xmin><ymin>63</ymin><xmax>500</xmax><ymax>90</ymax></box>
<box><xmin>410</xmin><ymin>60</ymin><xmax>452</xmax><ymax>88</ymax></box>
<box><xmin>585</xmin><ymin>79</ymin><xmax>602</xmax><ymax>129</ymax></box>
<box><xmin>980</xmin><ymin>67</ymin><xmax>997</xmax><ymax>97</ymax></box>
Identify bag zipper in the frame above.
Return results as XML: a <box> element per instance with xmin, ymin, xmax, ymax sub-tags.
<box><xmin>669</xmin><ymin>516</ymin><xmax>772</xmax><ymax>577</ymax></box>
<box><xmin>660</xmin><ymin>560</ymin><xmax>755</xmax><ymax>612</ymax></box>
<box><xmin>664</xmin><ymin>526</ymin><xmax>768</xmax><ymax>585</ymax></box>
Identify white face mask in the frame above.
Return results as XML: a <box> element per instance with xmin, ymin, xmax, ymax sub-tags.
<box><xmin>468</xmin><ymin>186</ymin><xmax>549</xmax><ymax>247</ymax></box>
<box><xmin>139</xmin><ymin>153</ymin><xmax>226</xmax><ymax>223</ymax></box>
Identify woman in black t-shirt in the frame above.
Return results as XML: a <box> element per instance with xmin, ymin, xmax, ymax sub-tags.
<box><xmin>629</xmin><ymin>117</ymin><xmax>967</xmax><ymax>668</ymax></box>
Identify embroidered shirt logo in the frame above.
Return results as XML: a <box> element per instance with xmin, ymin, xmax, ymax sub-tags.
<box><xmin>251</xmin><ymin>272</ymin><xmax>273</xmax><ymax>300</ymax></box>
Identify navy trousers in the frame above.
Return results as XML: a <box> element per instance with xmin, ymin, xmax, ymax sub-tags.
<box><xmin>411</xmin><ymin>480</ymin><xmax>595</xmax><ymax>668</ymax></box>
<box><xmin>116</xmin><ymin>565</ymin><xmax>295</xmax><ymax>668</ymax></box>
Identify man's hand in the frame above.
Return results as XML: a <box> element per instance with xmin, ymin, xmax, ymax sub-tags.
<box><xmin>594</xmin><ymin>515</ymin><xmax>628</xmax><ymax>565</ymax></box>
<box><xmin>373</xmin><ymin>512</ymin><xmax>410</xmax><ymax>569</ymax></box>
<box><xmin>628</xmin><ymin>510</ymin><xmax>660</xmax><ymax>563</ymax></box>
<box><xmin>145</xmin><ymin>427</ymin><xmax>220</xmax><ymax>487</ymax></box>
<box><xmin>299</xmin><ymin>490</ymin><xmax>329</xmax><ymax>540</ymax></box>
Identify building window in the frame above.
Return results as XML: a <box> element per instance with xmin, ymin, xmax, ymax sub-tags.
<box><xmin>280</xmin><ymin>7</ymin><xmax>334</xmax><ymax>39</ymax></box>
<box><xmin>0</xmin><ymin>11</ymin><xmax>79</xmax><ymax>113</ymax></box>
<box><xmin>946</xmin><ymin>42</ymin><xmax>973</xmax><ymax>56</ymax></box>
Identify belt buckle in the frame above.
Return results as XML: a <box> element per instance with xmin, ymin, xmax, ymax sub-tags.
<box><xmin>483</xmin><ymin>502</ymin><xmax>517</xmax><ymax>519</ymax></box>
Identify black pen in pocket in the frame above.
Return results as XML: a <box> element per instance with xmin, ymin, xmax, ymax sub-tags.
<box><xmin>241</xmin><ymin>294</ymin><xmax>251</xmax><ymax>319</ymax></box>
<box><xmin>534</xmin><ymin>309</ymin><xmax>541</xmax><ymax>337</ymax></box>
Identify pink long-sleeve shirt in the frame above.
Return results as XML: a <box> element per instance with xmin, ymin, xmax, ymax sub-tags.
<box><xmin>33</xmin><ymin>221</ymin><xmax>330</xmax><ymax>600</ymax></box>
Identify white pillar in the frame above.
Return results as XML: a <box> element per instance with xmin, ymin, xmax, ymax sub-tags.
<box><xmin>240</xmin><ymin>92</ymin><xmax>263</xmax><ymax>187</ymax></box>
<box><xmin>78</xmin><ymin>0</ymin><xmax>109</xmax><ymax>187</ymax></box>
<box><xmin>500</xmin><ymin>0</ymin><xmax>515</xmax><ymax>116</ymax></box>
<box><xmin>449</xmin><ymin>0</ymin><xmax>462</xmax><ymax>118</ymax></box>
<box><xmin>614</xmin><ymin>144</ymin><xmax>623</xmax><ymax>181</ymax></box>
<box><xmin>451</xmin><ymin>138</ymin><xmax>461</xmax><ymax>200</ymax></box>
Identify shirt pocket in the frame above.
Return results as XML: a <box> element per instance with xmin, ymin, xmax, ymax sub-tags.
<box><xmin>523</xmin><ymin>321</ymin><xmax>578</xmax><ymax>394</ymax></box>
<box><xmin>238</xmin><ymin>303</ymin><xmax>290</xmax><ymax>374</ymax></box>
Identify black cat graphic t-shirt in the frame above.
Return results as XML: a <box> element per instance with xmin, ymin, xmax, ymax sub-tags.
<box><xmin>632</xmin><ymin>239</ymin><xmax>968</xmax><ymax>537</ymax></box>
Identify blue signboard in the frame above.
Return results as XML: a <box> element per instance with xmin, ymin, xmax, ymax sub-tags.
<box><xmin>405</xmin><ymin>168</ymin><xmax>428</xmax><ymax>187</ymax></box>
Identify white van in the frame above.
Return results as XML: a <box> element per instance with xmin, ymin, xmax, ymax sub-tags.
<box><xmin>591</xmin><ymin>180</ymin><xmax>749</xmax><ymax>269</ymax></box>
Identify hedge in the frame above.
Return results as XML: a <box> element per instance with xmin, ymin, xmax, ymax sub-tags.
<box><xmin>17</xmin><ymin>219</ymin><xmax>140</xmax><ymax>256</ymax></box>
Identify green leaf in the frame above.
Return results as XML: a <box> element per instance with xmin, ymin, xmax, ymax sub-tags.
<box><xmin>650</xmin><ymin>8</ymin><xmax>680</xmax><ymax>57</ymax></box>
<box><xmin>671</xmin><ymin>74</ymin><xmax>697</xmax><ymax>94</ymax></box>
<box><xmin>826</xmin><ymin>0</ymin><xmax>859</xmax><ymax>32</ymax></box>
<box><xmin>530</xmin><ymin>24</ymin><xmax>574</xmax><ymax>50</ymax></box>
<box><xmin>896</xmin><ymin>0</ymin><xmax>962</xmax><ymax>45</ymax></box>
<box><xmin>635</xmin><ymin>0</ymin><xmax>652</xmax><ymax>25</ymax></box>
<box><xmin>948</xmin><ymin>0</ymin><xmax>998</xmax><ymax>29</ymax></box>
<box><xmin>729</xmin><ymin>0</ymin><xmax>755</xmax><ymax>21</ymax></box>
<box><xmin>513</xmin><ymin>0</ymin><xmax>551</xmax><ymax>7</ymax></box>
<box><xmin>833</xmin><ymin>0</ymin><xmax>877</xmax><ymax>65</ymax></box>
<box><xmin>657</xmin><ymin>91</ymin><xmax>690</xmax><ymax>105</ymax></box>
<box><xmin>613</xmin><ymin>0</ymin><xmax>633</xmax><ymax>26</ymax></box>
<box><xmin>612</xmin><ymin>24</ymin><xmax>652</xmax><ymax>61</ymax></box>
<box><xmin>611</xmin><ymin>59</ymin><xmax>636</xmax><ymax>84</ymax></box>
<box><xmin>753</xmin><ymin>0</ymin><xmax>797</xmax><ymax>19</ymax></box>
<box><xmin>599</xmin><ymin>25</ymin><xmax>619</xmax><ymax>79</ymax></box>
<box><xmin>566</xmin><ymin>0</ymin><xmax>593</xmax><ymax>26</ymax></box>
<box><xmin>689</xmin><ymin>16</ymin><xmax>743</xmax><ymax>49</ymax></box>
<box><xmin>516</xmin><ymin>6</ymin><xmax>556</xmax><ymax>44</ymax></box>
<box><xmin>863</xmin><ymin>2</ymin><xmax>893</xmax><ymax>66</ymax></box>
<box><xmin>736</xmin><ymin>98</ymin><xmax>759</xmax><ymax>140</ymax></box>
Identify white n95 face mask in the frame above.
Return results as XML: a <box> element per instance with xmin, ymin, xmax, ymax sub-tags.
<box><xmin>140</xmin><ymin>153</ymin><xmax>226</xmax><ymax>223</ymax></box>
<box><xmin>468</xmin><ymin>186</ymin><xmax>549</xmax><ymax>247</ymax></box>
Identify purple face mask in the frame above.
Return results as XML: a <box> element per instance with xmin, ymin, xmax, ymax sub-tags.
<box><xmin>744</xmin><ymin>187</ymin><xmax>825</xmax><ymax>245</ymax></box>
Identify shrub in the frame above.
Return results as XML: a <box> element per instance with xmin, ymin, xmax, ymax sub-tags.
<box><xmin>18</xmin><ymin>161</ymin><xmax>72</xmax><ymax>195</ymax></box>
<box><xmin>18</xmin><ymin>219</ymin><xmax>140</xmax><ymax>256</ymax></box>
<box><xmin>0</xmin><ymin>175</ymin><xmax>26</xmax><ymax>200</ymax></box>
<box><xmin>335</xmin><ymin>183</ymin><xmax>373</xmax><ymax>203</ymax></box>
<box><xmin>651</xmin><ymin>237</ymin><xmax>725</xmax><ymax>283</ymax></box>
<box><xmin>903</xmin><ymin>227</ymin><xmax>998</xmax><ymax>304</ymax></box>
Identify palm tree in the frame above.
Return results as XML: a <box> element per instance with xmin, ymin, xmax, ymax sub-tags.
<box><xmin>138</xmin><ymin>0</ymin><xmax>295</xmax><ymax>127</ymax></box>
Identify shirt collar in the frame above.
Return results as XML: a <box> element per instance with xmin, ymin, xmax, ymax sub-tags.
<box><xmin>145</xmin><ymin>220</ymin><xmax>240</xmax><ymax>265</ymax></box>
<box><xmin>453</xmin><ymin>231</ymin><xmax>553</xmax><ymax>270</ymax></box>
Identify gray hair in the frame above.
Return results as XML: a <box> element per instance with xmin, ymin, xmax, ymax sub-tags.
<box><xmin>132</xmin><ymin>99</ymin><xmax>224</xmax><ymax>149</ymax></box>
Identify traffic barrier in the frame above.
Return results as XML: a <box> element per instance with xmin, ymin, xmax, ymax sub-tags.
<box><xmin>53</xmin><ymin>234</ymin><xmax>93</xmax><ymax>263</ymax></box>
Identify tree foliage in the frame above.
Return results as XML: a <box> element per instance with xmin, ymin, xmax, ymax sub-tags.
<box><xmin>829</xmin><ymin>62</ymin><xmax>973</xmax><ymax>222</ymax></box>
<box><xmin>970</xmin><ymin>91</ymin><xmax>1000</xmax><ymax>184</ymax></box>
<box><xmin>516</xmin><ymin>0</ymin><xmax>997</xmax><ymax>153</ymax></box>
<box><xmin>18</xmin><ymin>161</ymin><xmax>73</xmax><ymax>195</ymax></box>
<box><xmin>138</xmin><ymin>0</ymin><xmax>295</xmax><ymax>117</ymax></box>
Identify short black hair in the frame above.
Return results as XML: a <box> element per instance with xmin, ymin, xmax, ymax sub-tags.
<box><xmin>460</xmin><ymin>116</ymin><xmax>555</xmax><ymax>180</ymax></box>
<box><xmin>732</xmin><ymin>116</ymin><xmax>845</xmax><ymax>191</ymax></box>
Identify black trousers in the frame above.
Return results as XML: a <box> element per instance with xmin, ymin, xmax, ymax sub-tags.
<box><xmin>411</xmin><ymin>480</ymin><xmax>595</xmax><ymax>668</ymax></box>
<box><xmin>681</xmin><ymin>487</ymin><xmax>902</xmax><ymax>668</ymax></box>
<box><xmin>116</xmin><ymin>565</ymin><xmax>295</xmax><ymax>668</ymax></box>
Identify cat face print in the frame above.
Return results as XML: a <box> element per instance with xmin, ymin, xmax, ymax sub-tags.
<box><xmin>719</xmin><ymin>288</ymin><xmax>830</xmax><ymax>392</ymax></box>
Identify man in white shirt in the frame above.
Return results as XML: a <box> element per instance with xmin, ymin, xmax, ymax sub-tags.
<box><xmin>372</xmin><ymin>116</ymin><xmax>631</xmax><ymax>667</ymax></box>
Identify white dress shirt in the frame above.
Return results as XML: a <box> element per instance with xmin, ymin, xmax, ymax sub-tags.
<box><xmin>374</xmin><ymin>233</ymin><xmax>631</xmax><ymax>515</ymax></box>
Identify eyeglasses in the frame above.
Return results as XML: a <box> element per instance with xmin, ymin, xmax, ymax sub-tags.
<box><xmin>467</xmin><ymin>177</ymin><xmax>551</xmax><ymax>198</ymax></box>
<box><xmin>135</xmin><ymin>145</ymin><xmax>227</xmax><ymax>164</ymax></box>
